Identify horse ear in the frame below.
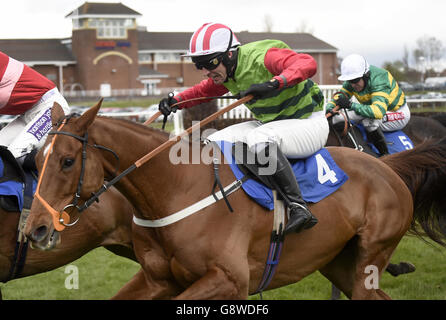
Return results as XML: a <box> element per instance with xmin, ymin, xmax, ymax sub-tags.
<box><xmin>51</xmin><ymin>102</ymin><xmax>65</xmax><ymax>128</ymax></box>
<box><xmin>75</xmin><ymin>98</ymin><xmax>103</xmax><ymax>131</ymax></box>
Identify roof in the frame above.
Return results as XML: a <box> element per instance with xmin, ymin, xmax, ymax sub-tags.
<box><xmin>0</xmin><ymin>31</ymin><xmax>336</xmax><ymax>66</ymax></box>
<box><xmin>138</xmin><ymin>32</ymin><xmax>191</xmax><ymax>51</ymax></box>
<box><xmin>0</xmin><ymin>39</ymin><xmax>75</xmax><ymax>64</ymax></box>
<box><xmin>65</xmin><ymin>2</ymin><xmax>142</xmax><ymax>18</ymax></box>
<box><xmin>138</xmin><ymin>31</ymin><xmax>337</xmax><ymax>53</ymax></box>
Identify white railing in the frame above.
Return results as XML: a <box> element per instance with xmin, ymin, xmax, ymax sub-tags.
<box><xmin>2</xmin><ymin>86</ymin><xmax>444</xmax><ymax>134</ymax></box>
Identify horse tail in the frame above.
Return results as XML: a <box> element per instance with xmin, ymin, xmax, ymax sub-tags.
<box><xmin>381</xmin><ymin>138</ymin><xmax>446</xmax><ymax>246</ymax></box>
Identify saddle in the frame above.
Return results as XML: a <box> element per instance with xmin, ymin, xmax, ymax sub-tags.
<box><xmin>0</xmin><ymin>146</ymin><xmax>36</xmax><ymax>212</ymax></box>
<box><xmin>330</xmin><ymin>120</ymin><xmax>414</xmax><ymax>155</ymax></box>
<box><xmin>213</xmin><ymin>140</ymin><xmax>348</xmax><ymax>210</ymax></box>
<box><xmin>231</xmin><ymin>142</ymin><xmax>273</xmax><ymax>189</ymax></box>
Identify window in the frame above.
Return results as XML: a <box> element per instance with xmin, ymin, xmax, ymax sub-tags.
<box><xmin>154</xmin><ymin>52</ymin><xmax>181</xmax><ymax>63</ymax></box>
<box><xmin>138</xmin><ymin>53</ymin><xmax>152</xmax><ymax>63</ymax></box>
<box><xmin>90</xmin><ymin>18</ymin><xmax>130</xmax><ymax>39</ymax></box>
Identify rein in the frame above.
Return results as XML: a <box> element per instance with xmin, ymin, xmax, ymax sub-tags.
<box><xmin>145</xmin><ymin>94</ymin><xmax>241</xmax><ymax>127</ymax></box>
<box><xmin>37</xmin><ymin>95</ymin><xmax>252</xmax><ymax>231</ymax></box>
<box><xmin>327</xmin><ymin>106</ymin><xmax>364</xmax><ymax>151</ymax></box>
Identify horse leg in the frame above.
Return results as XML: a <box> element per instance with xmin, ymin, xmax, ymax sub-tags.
<box><xmin>173</xmin><ymin>265</ymin><xmax>249</xmax><ymax>300</ymax></box>
<box><xmin>320</xmin><ymin>235</ymin><xmax>398</xmax><ymax>300</ymax></box>
<box><xmin>319</xmin><ymin>236</ymin><xmax>359</xmax><ymax>299</ymax></box>
<box><xmin>350</xmin><ymin>241</ymin><xmax>398</xmax><ymax>300</ymax></box>
<box><xmin>112</xmin><ymin>268</ymin><xmax>180</xmax><ymax>300</ymax></box>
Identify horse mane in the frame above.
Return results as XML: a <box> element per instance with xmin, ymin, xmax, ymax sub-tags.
<box><xmin>381</xmin><ymin>138</ymin><xmax>446</xmax><ymax>246</ymax></box>
<box><xmin>96</xmin><ymin>115</ymin><xmax>170</xmax><ymax>139</ymax></box>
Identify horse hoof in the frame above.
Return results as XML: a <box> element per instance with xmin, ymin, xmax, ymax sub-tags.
<box><xmin>386</xmin><ymin>262</ymin><xmax>416</xmax><ymax>277</ymax></box>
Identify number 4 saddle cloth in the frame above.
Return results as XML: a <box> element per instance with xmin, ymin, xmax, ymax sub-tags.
<box><xmin>213</xmin><ymin>141</ymin><xmax>349</xmax><ymax>210</ymax></box>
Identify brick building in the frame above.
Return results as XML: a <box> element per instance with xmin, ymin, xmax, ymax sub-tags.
<box><xmin>0</xmin><ymin>2</ymin><xmax>339</xmax><ymax>99</ymax></box>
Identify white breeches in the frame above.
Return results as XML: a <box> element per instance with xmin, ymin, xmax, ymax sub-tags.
<box><xmin>207</xmin><ymin>111</ymin><xmax>329</xmax><ymax>159</ymax></box>
<box><xmin>0</xmin><ymin>88</ymin><xmax>70</xmax><ymax>159</ymax></box>
<box><xmin>331</xmin><ymin>103</ymin><xmax>411</xmax><ymax>132</ymax></box>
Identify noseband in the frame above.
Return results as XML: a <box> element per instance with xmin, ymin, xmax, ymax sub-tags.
<box><xmin>35</xmin><ymin>116</ymin><xmax>119</xmax><ymax>231</ymax></box>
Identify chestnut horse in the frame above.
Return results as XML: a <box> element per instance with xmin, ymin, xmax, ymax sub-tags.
<box><xmin>24</xmin><ymin>101</ymin><xmax>446</xmax><ymax>300</ymax></box>
<box><xmin>0</xmin><ymin>185</ymin><xmax>136</xmax><ymax>298</ymax></box>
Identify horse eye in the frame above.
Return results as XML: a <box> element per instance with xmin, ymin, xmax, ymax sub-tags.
<box><xmin>62</xmin><ymin>158</ymin><xmax>75</xmax><ymax>169</ymax></box>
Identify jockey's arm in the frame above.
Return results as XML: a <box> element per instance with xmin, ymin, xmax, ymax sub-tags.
<box><xmin>350</xmin><ymin>84</ymin><xmax>390</xmax><ymax>119</ymax></box>
<box><xmin>326</xmin><ymin>86</ymin><xmax>353</xmax><ymax>112</ymax></box>
<box><xmin>174</xmin><ymin>79</ymin><xmax>229</xmax><ymax>109</ymax></box>
<box><xmin>263</xmin><ymin>48</ymin><xmax>317</xmax><ymax>88</ymax></box>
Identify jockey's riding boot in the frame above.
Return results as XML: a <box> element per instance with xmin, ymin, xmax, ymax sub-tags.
<box><xmin>22</xmin><ymin>149</ymin><xmax>38</xmax><ymax>172</ymax></box>
<box><xmin>367</xmin><ymin>127</ymin><xmax>389</xmax><ymax>156</ymax></box>
<box><xmin>254</xmin><ymin>142</ymin><xmax>318</xmax><ymax>235</ymax></box>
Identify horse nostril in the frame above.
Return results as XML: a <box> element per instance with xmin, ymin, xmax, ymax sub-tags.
<box><xmin>30</xmin><ymin>225</ymin><xmax>49</xmax><ymax>242</ymax></box>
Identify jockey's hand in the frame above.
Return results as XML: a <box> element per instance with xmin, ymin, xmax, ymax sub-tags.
<box><xmin>334</xmin><ymin>94</ymin><xmax>352</xmax><ymax>109</ymax></box>
<box><xmin>325</xmin><ymin>106</ymin><xmax>339</xmax><ymax>119</ymax></box>
<box><xmin>239</xmin><ymin>79</ymin><xmax>280</xmax><ymax>103</ymax></box>
<box><xmin>158</xmin><ymin>93</ymin><xmax>178</xmax><ymax>117</ymax></box>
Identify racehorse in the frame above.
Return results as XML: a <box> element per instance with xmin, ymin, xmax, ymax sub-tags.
<box><xmin>326</xmin><ymin>114</ymin><xmax>446</xmax><ymax>155</ymax></box>
<box><xmin>0</xmin><ymin>172</ymin><xmax>136</xmax><ymax>298</ymax></box>
<box><xmin>24</xmin><ymin>101</ymin><xmax>446</xmax><ymax>300</ymax></box>
<box><xmin>325</xmin><ymin>113</ymin><xmax>446</xmax><ymax>294</ymax></box>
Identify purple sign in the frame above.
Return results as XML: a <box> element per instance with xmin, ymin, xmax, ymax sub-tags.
<box><xmin>27</xmin><ymin>108</ymin><xmax>52</xmax><ymax>141</ymax></box>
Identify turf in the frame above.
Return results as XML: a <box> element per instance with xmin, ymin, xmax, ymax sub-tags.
<box><xmin>2</xmin><ymin>235</ymin><xmax>445</xmax><ymax>300</ymax></box>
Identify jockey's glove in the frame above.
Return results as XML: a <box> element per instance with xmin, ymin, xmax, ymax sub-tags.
<box><xmin>158</xmin><ymin>93</ymin><xmax>178</xmax><ymax>117</ymax></box>
<box><xmin>334</xmin><ymin>94</ymin><xmax>352</xmax><ymax>109</ymax></box>
<box><xmin>239</xmin><ymin>78</ymin><xmax>280</xmax><ymax>103</ymax></box>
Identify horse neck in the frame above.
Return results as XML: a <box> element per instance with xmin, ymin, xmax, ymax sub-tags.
<box><xmin>90</xmin><ymin>117</ymin><xmax>212</xmax><ymax>219</ymax></box>
<box><xmin>327</xmin><ymin>124</ymin><xmax>375</xmax><ymax>156</ymax></box>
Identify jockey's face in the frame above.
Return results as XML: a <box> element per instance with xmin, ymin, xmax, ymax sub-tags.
<box><xmin>350</xmin><ymin>78</ymin><xmax>366</xmax><ymax>92</ymax></box>
<box><xmin>201</xmin><ymin>62</ymin><xmax>227</xmax><ymax>85</ymax></box>
<box><xmin>199</xmin><ymin>51</ymin><xmax>232</xmax><ymax>85</ymax></box>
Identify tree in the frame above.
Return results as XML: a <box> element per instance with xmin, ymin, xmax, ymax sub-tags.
<box><xmin>295</xmin><ymin>19</ymin><xmax>314</xmax><ymax>34</ymax></box>
<box><xmin>382</xmin><ymin>60</ymin><xmax>407</xmax><ymax>81</ymax></box>
<box><xmin>413</xmin><ymin>35</ymin><xmax>445</xmax><ymax>75</ymax></box>
<box><xmin>263</xmin><ymin>14</ymin><xmax>274</xmax><ymax>32</ymax></box>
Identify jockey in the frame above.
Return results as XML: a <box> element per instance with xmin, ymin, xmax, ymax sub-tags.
<box><xmin>158</xmin><ymin>23</ymin><xmax>329</xmax><ymax>235</ymax></box>
<box><xmin>0</xmin><ymin>50</ymin><xmax>70</xmax><ymax>166</ymax></box>
<box><xmin>326</xmin><ymin>54</ymin><xmax>411</xmax><ymax>156</ymax></box>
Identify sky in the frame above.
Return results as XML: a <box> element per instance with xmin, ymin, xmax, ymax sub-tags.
<box><xmin>0</xmin><ymin>0</ymin><xmax>445</xmax><ymax>69</ymax></box>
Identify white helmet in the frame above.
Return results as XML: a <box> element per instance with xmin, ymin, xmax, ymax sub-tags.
<box><xmin>338</xmin><ymin>54</ymin><xmax>370</xmax><ymax>81</ymax></box>
<box><xmin>183</xmin><ymin>22</ymin><xmax>240</xmax><ymax>57</ymax></box>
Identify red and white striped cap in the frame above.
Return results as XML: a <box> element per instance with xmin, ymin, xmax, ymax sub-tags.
<box><xmin>183</xmin><ymin>23</ymin><xmax>240</xmax><ymax>57</ymax></box>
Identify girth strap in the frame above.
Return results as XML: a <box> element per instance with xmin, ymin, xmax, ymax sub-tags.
<box><xmin>254</xmin><ymin>190</ymin><xmax>285</xmax><ymax>297</ymax></box>
<box><xmin>212</xmin><ymin>157</ymin><xmax>234</xmax><ymax>212</ymax></box>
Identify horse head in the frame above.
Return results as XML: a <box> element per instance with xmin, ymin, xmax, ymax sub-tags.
<box><xmin>24</xmin><ymin>100</ymin><xmax>105</xmax><ymax>250</ymax></box>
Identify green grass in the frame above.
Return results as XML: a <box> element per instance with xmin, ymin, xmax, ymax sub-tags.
<box><xmin>2</xmin><ymin>235</ymin><xmax>445</xmax><ymax>300</ymax></box>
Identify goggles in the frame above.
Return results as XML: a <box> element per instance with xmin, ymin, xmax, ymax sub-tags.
<box><xmin>192</xmin><ymin>54</ymin><xmax>223</xmax><ymax>71</ymax></box>
<box><xmin>349</xmin><ymin>77</ymin><xmax>362</xmax><ymax>84</ymax></box>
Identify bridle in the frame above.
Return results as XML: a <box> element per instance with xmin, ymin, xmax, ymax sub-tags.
<box><xmin>34</xmin><ymin>115</ymin><xmax>119</xmax><ymax>231</ymax></box>
<box><xmin>36</xmin><ymin>95</ymin><xmax>252</xmax><ymax>231</ymax></box>
<box><xmin>326</xmin><ymin>96</ymin><xmax>363</xmax><ymax>152</ymax></box>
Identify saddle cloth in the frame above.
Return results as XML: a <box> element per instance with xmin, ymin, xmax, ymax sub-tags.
<box><xmin>214</xmin><ymin>141</ymin><xmax>349</xmax><ymax>210</ymax></box>
<box><xmin>354</xmin><ymin>123</ymin><xmax>414</xmax><ymax>154</ymax></box>
<box><xmin>0</xmin><ymin>151</ymin><xmax>36</xmax><ymax>212</ymax></box>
